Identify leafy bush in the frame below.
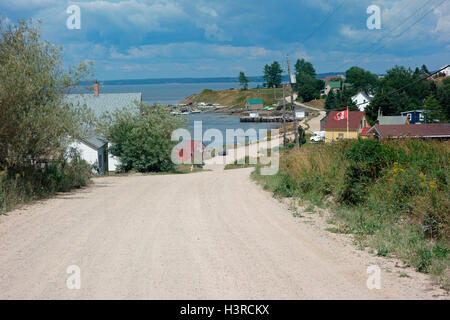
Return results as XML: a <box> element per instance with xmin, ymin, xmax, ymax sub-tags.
<box><xmin>99</xmin><ymin>104</ymin><xmax>186</xmax><ymax>173</ymax></box>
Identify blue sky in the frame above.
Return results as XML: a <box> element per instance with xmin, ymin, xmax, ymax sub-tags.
<box><xmin>0</xmin><ymin>0</ymin><xmax>449</xmax><ymax>80</ymax></box>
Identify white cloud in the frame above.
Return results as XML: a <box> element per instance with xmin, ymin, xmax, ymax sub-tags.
<box><xmin>197</xmin><ymin>6</ymin><xmax>218</xmax><ymax>17</ymax></box>
<box><xmin>78</xmin><ymin>0</ymin><xmax>185</xmax><ymax>32</ymax></box>
<box><xmin>0</xmin><ymin>0</ymin><xmax>59</xmax><ymax>10</ymax></box>
<box><xmin>110</xmin><ymin>42</ymin><xmax>280</xmax><ymax>60</ymax></box>
<box><xmin>433</xmin><ymin>2</ymin><xmax>450</xmax><ymax>41</ymax></box>
<box><xmin>203</xmin><ymin>23</ymin><xmax>231</xmax><ymax>41</ymax></box>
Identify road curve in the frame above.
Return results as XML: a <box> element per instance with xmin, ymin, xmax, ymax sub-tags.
<box><xmin>0</xmin><ymin>169</ymin><xmax>442</xmax><ymax>299</ymax></box>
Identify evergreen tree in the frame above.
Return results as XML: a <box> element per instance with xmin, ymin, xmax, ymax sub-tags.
<box><xmin>423</xmin><ymin>94</ymin><xmax>445</xmax><ymax>123</ymax></box>
<box><xmin>325</xmin><ymin>91</ymin><xmax>336</xmax><ymax>110</ymax></box>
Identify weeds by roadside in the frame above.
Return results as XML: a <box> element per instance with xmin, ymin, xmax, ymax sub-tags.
<box><xmin>252</xmin><ymin>138</ymin><xmax>450</xmax><ymax>290</ymax></box>
<box><xmin>0</xmin><ymin>154</ymin><xmax>92</xmax><ymax>214</ymax></box>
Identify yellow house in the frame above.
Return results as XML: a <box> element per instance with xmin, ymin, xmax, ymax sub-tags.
<box><xmin>324</xmin><ymin>110</ymin><xmax>371</xmax><ymax>142</ymax></box>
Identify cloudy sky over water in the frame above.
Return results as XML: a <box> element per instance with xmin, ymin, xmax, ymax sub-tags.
<box><xmin>0</xmin><ymin>0</ymin><xmax>449</xmax><ymax>80</ymax></box>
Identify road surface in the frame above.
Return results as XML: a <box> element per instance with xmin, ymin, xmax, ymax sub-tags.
<box><xmin>0</xmin><ymin>167</ymin><xmax>444</xmax><ymax>299</ymax></box>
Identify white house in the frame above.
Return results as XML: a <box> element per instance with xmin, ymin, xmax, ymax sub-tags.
<box><xmin>351</xmin><ymin>91</ymin><xmax>373</xmax><ymax>112</ymax></box>
<box><xmin>64</xmin><ymin>84</ymin><xmax>142</xmax><ymax>173</ymax></box>
<box><xmin>69</xmin><ymin>136</ymin><xmax>121</xmax><ymax>174</ymax></box>
<box><xmin>442</xmin><ymin>65</ymin><xmax>450</xmax><ymax>77</ymax></box>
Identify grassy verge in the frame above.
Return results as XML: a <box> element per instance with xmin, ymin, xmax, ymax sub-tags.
<box><xmin>252</xmin><ymin>139</ymin><xmax>450</xmax><ymax>289</ymax></box>
<box><xmin>224</xmin><ymin>156</ymin><xmax>258</xmax><ymax>170</ymax></box>
<box><xmin>0</xmin><ymin>156</ymin><xmax>92</xmax><ymax>214</ymax></box>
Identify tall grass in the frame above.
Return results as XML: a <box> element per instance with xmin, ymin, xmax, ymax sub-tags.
<box><xmin>253</xmin><ymin>139</ymin><xmax>450</xmax><ymax>288</ymax></box>
<box><xmin>0</xmin><ymin>155</ymin><xmax>92</xmax><ymax>213</ymax></box>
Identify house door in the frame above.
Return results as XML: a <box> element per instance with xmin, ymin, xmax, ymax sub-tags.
<box><xmin>98</xmin><ymin>153</ymin><xmax>103</xmax><ymax>174</ymax></box>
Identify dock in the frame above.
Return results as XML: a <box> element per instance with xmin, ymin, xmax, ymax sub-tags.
<box><xmin>240</xmin><ymin>116</ymin><xmax>294</xmax><ymax>123</ymax></box>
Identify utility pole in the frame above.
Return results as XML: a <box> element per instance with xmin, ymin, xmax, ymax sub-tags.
<box><xmin>282</xmin><ymin>83</ymin><xmax>287</xmax><ymax>149</ymax></box>
<box><xmin>286</xmin><ymin>55</ymin><xmax>299</xmax><ymax>147</ymax></box>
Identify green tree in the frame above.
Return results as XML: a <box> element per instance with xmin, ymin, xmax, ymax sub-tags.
<box><xmin>423</xmin><ymin>95</ymin><xmax>445</xmax><ymax>123</ymax></box>
<box><xmin>345</xmin><ymin>66</ymin><xmax>378</xmax><ymax>91</ymax></box>
<box><xmin>238</xmin><ymin>71</ymin><xmax>249</xmax><ymax>90</ymax></box>
<box><xmin>297</xmin><ymin>83</ymin><xmax>316</xmax><ymax>102</ymax></box>
<box><xmin>369</xmin><ymin>65</ymin><xmax>435</xmax><ymax>119</ymax></box>
<box><xmin>295</xmin><ymin>59</ymin><xmax>316</xmax><ymax>78</ymax></box>
<box><xmin>325</xmin><ymin>91</ymin><xmax>336</xmax><ymax>110</ymax></box>
<box><xmin>436</xmin><ymin>78</ymin><xmax>450</xmax><ymax>121</ymax></box>
<box><xmin>99</xmin><ymin>103</ymin><xmax>185</xmax><ymax>173</ymax></box>
<box><xmin>0</xmin><ymin>19</ymin><xmax>93</xmax><ymax>170</ymax></box>
<box><xmin>294</xmin><ymin>59</ymin><xmax>323</xmax><ymax>102</ymax></box>
<box><xmin>263</xmin><ymin>61</ymin><xmax>283</xmax><ymax>88</ymax></box>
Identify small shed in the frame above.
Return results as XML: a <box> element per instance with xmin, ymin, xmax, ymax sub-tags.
<box><xmin>295</xmin><ymin>108</ymin><xmax>306</xmax><ymax>119</ymax></box>
<box><xmin>69</xmin><ymin>136</ymin><xmax>109</xmax><ymax>174</ymax></box>
<box><xmin>245</xmin><ymin>99</ymin><xmax>264</xmax><ymax>110</ymax></box>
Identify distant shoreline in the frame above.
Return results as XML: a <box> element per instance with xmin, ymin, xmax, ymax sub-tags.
<box><xmin>79</xmin><ymin>72</ymin><xmax>350</xmax><ymax>86</ymax></box>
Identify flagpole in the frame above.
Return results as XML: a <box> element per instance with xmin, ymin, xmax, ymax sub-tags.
<box><xmin>346</xmin><ymin>106</ymin><xmax>349</xmax><ymax>139</ymax></box>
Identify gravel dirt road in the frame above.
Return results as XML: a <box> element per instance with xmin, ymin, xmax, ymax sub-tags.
<box><xmin>0</xmin><ymin>167</ymin><xmax>445</xmax><ymax>299</ymax></box>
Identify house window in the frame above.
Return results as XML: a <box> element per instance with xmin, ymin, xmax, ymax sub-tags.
<box><xmin>338</xmin><ymin>133</ymin><xmax>344</xmax><ymax>140</ymax></box>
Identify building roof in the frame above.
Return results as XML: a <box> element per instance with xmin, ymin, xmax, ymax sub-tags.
<box><xmin>401</xmin><ymin>110</ymin><xmax>425</xmax><ymax>114</ymax></box>
<box><xmin>370</xmin><ymin>124</ymin><xmax>450</xmax><ymax>138</ymax></box>
<box><xmin>321</xmin><ymin>75</ymin><xmax>345</xmax><ymax>82</ymax></box>
<box><xmin>377</xmin><ymin>115</ymin><xmax>409</xmax><ymax>125</ymax></box>
<box><xmin>326</xmin><ymin>80</ymin><xmax>341</xmax><ymax>89</ymax></box>
<box><xmin>64</xmin><ymin>93</ymin><xmax>142</xmax><ymax>115</ymax></box>
<box><xmin>352</xmin><ymin>91</ymin><xmax>373</xmax><ymax>102</ymax></box>
<box><xmin>360</xmin><ymin>126</ymin><xmax>372</xmax><ymax>136</ymax></box>
<box><xmin>81</xmin><ymin>136</ymin><xmax>108</xmax><ymax>150</ymax></box>
<box><xmin>247</xmin><ymin>99</ymin><xmax>263</xmax><ymax>105</ymax></box>
<box><xmin>324</xmin><ymin>111</ymin><xmax>366</xmax><ymax>131</ymax></box>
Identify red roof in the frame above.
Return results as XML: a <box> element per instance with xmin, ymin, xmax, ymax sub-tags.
<box><xmin>360</xmin><ymin>126</ymin><xmax>372</xmax><ymax>136</ymax></box>
<box><xmin>321</xmin><ymin>75</ymin><xmax>345</xmax><ymax>82</ymax></box>
<box><xmin>373</xmin><ymin>124</ymin><xmax>450</xmax><ymax>138</ymax></box>
<box><xmin>324</xmin><ymin>111</ymin><xmax>366</xmax><ymax>130</ymax></box>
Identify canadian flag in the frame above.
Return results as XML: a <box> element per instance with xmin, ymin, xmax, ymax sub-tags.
<box><xmin>334</xmin><ymin>110</ymin><xmax>348</xmax><ymax>121</ymax></box>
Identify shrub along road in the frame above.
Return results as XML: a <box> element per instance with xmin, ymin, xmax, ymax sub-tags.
<box><xmin>0</xmin><ymin>167</ymin><xmax>445</xmax><ymax>299</ymax></box>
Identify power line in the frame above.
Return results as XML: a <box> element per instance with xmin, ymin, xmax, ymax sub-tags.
<box><xmin>301</xmin><ymin>0</ymin><xmax>346</xmax><ymax>44</ymax></box>
<box><xmin>332</xmin><ymin>0</ymin><xmax>436</xmax><ymax>72</ymax></box>
<box><xmin>361</xmin><ymin>0</ymin><xmax>448</xmax><ymax>63</ymax></box>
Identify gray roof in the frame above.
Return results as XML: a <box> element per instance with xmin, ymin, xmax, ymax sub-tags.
<box><xmin>64</xmin><ymin>93</ymin><xmax>142</xmax><ymax>115</ymax></box>
<box><xmin>401</xmin><ymin>110</ymin><xmax>425</xmax><ymax>114</ymax></box>
<box><xmin>82</xmin><ymin>136</ymin><xmax>108</xmax><ymax>150</ymax></box>
<box><xmin>378</xmin><ymin>115</ymin><xmax>409</xmax><ymax>125</ymax></box>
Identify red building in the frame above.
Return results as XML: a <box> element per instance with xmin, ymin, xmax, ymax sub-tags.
<box><xmin>175</xmin><ymin>140</ymin><xmax>206</xmax><ymax>164</ymax></box>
